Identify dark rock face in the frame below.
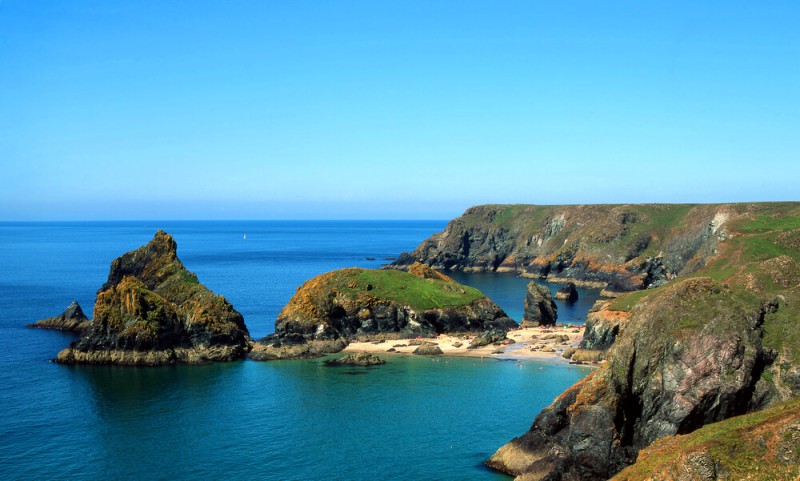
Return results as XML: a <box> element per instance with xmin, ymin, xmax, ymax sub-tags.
<box><xmin>555</xmin><ymin>282</ymin><xmax>578</xmax><ymax>302</ymax></box>
<box><xmin>413</xmin><ymin>343</ymin><xmax>444</xmax><ymax>356</ymax></box>
<box><xmin>56</xmin><ymin>231</ymin><xmax>250</xmax><ymax>365</ymax></box>
<box><xmin>486</xmin><ymin>278</ymin><xmax>799</xmax><ymax>480</ymax></box>
<box><xmin>523</xmin><ymin>281</ymin><xmax>557</xmax><ymax>327</ymax></box>
<box><xmin>28</xmin><ymin>301</ymin><xmax>91</xmax><ymax>332</ymax></box>
<box><xmin>324</xmin><ymin>352</ymin><xmax>385</xmax><ymax>366</ymax></box>
<box><xmin>580</xmin><ymin>301</ymin><xmax>629</xmax><ymax>351</ymax></box>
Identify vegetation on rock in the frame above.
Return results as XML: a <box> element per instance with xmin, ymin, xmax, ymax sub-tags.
<box><xmin>482</xmin><ymin>203</ymin><xmax>800</xmax><ymax>480</ymax></box>
<box><xmin>56</xmin><ymin>230</ymin><xmax>250</xmax><ymax>365</ymax></box>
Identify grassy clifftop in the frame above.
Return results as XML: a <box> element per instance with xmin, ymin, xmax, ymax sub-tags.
<box><xmin>270</xmin><ymin>262</ymin><xmax>515</xmax><ymax>343</ymax></box>
<box><xmin>613</xmin><ymin>397</ymin><xmax>800</xmax><ymax>480</ymax></box>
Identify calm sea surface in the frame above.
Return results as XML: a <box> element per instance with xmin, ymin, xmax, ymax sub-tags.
<box><xmin>0</xmin><ymin>221</ymin><xmax>595</xmax><ymax>480</ymax></box>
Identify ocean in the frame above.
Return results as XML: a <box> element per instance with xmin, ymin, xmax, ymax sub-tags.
<box><xmin>0</xmin><ymin>221</ymin><xmax>595</xmax><ymax>480</ymax></box>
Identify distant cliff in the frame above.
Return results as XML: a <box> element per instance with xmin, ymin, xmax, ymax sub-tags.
<box><xmin>56</xmin><ymin>231</ymin><xmax>250</xmax><ymax>365</ymax></box>
<box><xmin>484</xmin><ymin>203</ymin><xmax>800</xmax><ymax>480</ymax></box>
<box><xmin>392</xmin><ymin>203</ymin><xmax>800</xmax><ymax>291</ymax></box>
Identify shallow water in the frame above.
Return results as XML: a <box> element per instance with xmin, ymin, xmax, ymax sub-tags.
<box><xmin>0</xmin><ymin>222</ymin><xmax>593</xmax><ymax>480</ymax></box>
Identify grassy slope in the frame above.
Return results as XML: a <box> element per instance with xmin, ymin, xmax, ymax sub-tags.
<box><xmin>612</xmin><ymin>397</ymin><xmax>800</xmax><ymax>480</ymax></box>
<box><xmin>278</xmin><ymin>268</ymin><xmax>490</xmax><ymax>327</ymax></box>
<box><xmin>333</xmin><ymin>269</ymin><xmax>485</xmax><ymax>310</ymax></box>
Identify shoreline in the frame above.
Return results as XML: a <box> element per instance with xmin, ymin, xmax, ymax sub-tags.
<box><xmin>343</xmin><ymin>325</ymin><xmax>592</xmax><ymax>364</ymax></box>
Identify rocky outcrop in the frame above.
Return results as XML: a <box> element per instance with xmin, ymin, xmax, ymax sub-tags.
<box><xmin>55</xmin><ymin>231</ymin><xmax>250</xmax><ymax>365</ymax></box>
<box><xmin>486</xmin><ymin>277</ymin><xmax>800</xmax><ymax>480</ymax></box>
<box><xmin>28</xmin><ymin>301</ymin><xmax>91</xmax><ymax>332</ymax></box>
<box><xmin>522</xmin><ymin>281</ymin><xmax>557</xmax><ymax>327</ymax></box>
<box><xmin>250</xmin><ymin>267</ymin><xmax>516</xmax><ymax>360</ymax></box>
<box><xmin>391</xmin><ymin>204</ymin><xmax>773</xmax><ymax>290</ymax></box>
<box><xmin>324</xmin><ymin>352</ymin><xmax>386</xmax><ymax>366</ymax></box>
<box><xmin>468</xmin><ymin>328</ymin><xmax>508</xmax><ymax>348</ymax></box>
<box><xmin>413</xmin><ymin>343</ymin><xmax>444</xmax><ymax>356</ymax></box>
<box><xmin>612</xmin><ymin>397</ymin><xmax>800</xmax><ymax>480</ymax></box>
<box><xmin>555</xmin><ymin>282</ymin><xmax>578</xmax><ymax>302</ymax></box>
<box><xmin>580</xmin><ymin>301</ymin><xmax>630</xmax><ymax>351</ymax></box>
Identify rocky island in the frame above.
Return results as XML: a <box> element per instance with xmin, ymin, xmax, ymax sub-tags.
<box><xmin>415</xmin><ymin>203</ymin><xmax>800</xmax><ymax>480</ymax></box>
<box><xmin>28</xmin><ymin>301</ymin><xmax>91</xmax><ymax>332</ymax></box>
<box><xmin>249</xmin><ymin>262</ymin><xmax>517</xmax><ymax>360</ymax></box>
<box><xmin>55</xmin><ymin>230</ymin><xmax>251</xmax><ymax>365</ymax></box>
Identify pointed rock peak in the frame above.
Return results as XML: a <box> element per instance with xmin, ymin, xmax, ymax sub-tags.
<box><xmin>407</xmin><ymin>262</ymin><xmax>455</xmax><ymax>283</ymax></box>
<box><xmin>64</xmin><ymin>301</ymin><xmax>86</xmax><ymax>320</ymax></box>
<box><xmin>147</xmin><ymin>230</ymin><xmax>178</xmax><ymax>256</ymax></box>
<box><xmin>100</xmin><ymin>230</ymin><xmax>182</xmax><ymax>293</ymax></box>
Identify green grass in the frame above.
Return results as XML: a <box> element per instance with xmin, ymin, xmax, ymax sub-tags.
<box><xmin>336</xmin><ymin>269</ymin><xmax>486</xmax><ymax>310</ymax></box>
<box><xmin>763</xmin><ymin>291</ymin><xmax>800</xmax><ymax>364</ymax></box>
<box><xmin>614</xmin><ymin>396</ymin><xmax>800</xmax><ymax>480</ymax></box>
<box><xmin>608</xmin><ymin>289</ymin><xmax>655</xmax><ymax>311</ymax></box>
<box><xmin>738</xmin><ymin>214</ymin><xmax>800</xmax><ymax>234</ymax></box>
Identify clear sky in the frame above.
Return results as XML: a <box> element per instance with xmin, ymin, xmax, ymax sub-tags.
<box><xmin>1</xmin><ymin>1</ymin><xmax>798</xmax><ymax>220</ymax></box>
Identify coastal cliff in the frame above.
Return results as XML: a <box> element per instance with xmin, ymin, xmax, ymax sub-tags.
<box><xmin>486</xmin><ymin>204</ymin><xmax>800</xmax><ymax>480</ymax></box>
<box><xmin>392</xmin><ymin>203</ymin><xmax>795</xmax><ymax>291</ymax></box>
<box><xmin>56</xmin><ymin>231</ymin><xmax>250</xmax><ymax>365</ymax></box>
<box><xmin>250</xmin><ymin>263</ymin><xmax>516</xmax><ymax>360</ymax></box>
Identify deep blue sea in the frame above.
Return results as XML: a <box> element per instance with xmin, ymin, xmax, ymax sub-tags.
<box><xmin>0</xmin><ymin>221</ymin><xmax>594</xmax><ymax>480</ymax></box>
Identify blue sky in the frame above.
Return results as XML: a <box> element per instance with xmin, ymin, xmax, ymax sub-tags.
<box><xmin>1</xmin><ymin>1</ymin><xmax>798</xmax><ymax>220</ymax></box>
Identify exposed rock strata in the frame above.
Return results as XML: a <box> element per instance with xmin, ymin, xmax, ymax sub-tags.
<box><xmin>522</xmin><ymin>281</ymin><xmax>557</xmax><ymax>327</ymax></box>
<box><xmin>487</xmin><ymin>277</ymin><xmax>800</xmax><ymax>480</ymax></box>
<box><xmin>28</xmin><ymin>301</ymin><xmax>91</xmax><ymax>332</ymax></box>
<box><xmin>393</xmin><ymin>204</ymin><xmax>750</xmax><ymax>290</ymax></box>
<box><xmin>250</xmin><ymin>265</ymin><xmax>516</xmax><ymax>360</ymax></box>
<box><xmin>56</xmin><ymin>231</ymin><xmax>250</xmax><ymax>365</ymax></box>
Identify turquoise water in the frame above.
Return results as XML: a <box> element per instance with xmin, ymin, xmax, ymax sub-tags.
<box><xmin>0</xmin><ymin>222</ymin><xmax>592</xmax><ymax>480</ymax></box>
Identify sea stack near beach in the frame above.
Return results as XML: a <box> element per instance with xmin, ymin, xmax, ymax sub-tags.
<box><xmin>522</xmin><ymin>281</ymin><xmax>557</xmax><ymax>327</ymax></box>
<box><xmin>55</xmin><ymin>230</ymin><xmax>250</xmax><ymax>365</ymax></box>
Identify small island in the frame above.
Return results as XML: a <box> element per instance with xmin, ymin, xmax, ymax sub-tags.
<box><xmin>54</xmin><ymin>230</ymin><xmax>251</xmax><ymax>366</ymax></box>
<box><xmin>249</xmin><ymin>262</ymin><xmax>517</xmax><ymax>360</ymax></box>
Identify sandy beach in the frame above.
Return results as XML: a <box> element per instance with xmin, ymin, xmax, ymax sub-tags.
<box><xmin>343</xmin><ymin>325</ymin><xmax>585</xmax><ymax>362</ymax></box>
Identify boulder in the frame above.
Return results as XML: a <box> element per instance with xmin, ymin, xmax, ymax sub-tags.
<box><xmin>324</xmin><ymin>352</ymin><xmax>385</xmax><ymax>366</ymax></box>
<box><xmin>554</xmin><ymin>282</ymin><xmax>578</xmax><ymax>302</ymax></box>
<box><xmin>413</xmin><ymin>343</ymin><xmax>444</xmax><ymax>356</ymax></box>
<box><xmin>468</xmin><ymin>328</ymin><xmax>508</xmax><ymax>348</ymax></box>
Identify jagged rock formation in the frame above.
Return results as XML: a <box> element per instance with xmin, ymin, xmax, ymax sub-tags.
<box><xmin>28</xmin><ymin>301</ymin><xmax>91</xmax><ymax>332</ymax></box>
<box><xmin>486</xmin><ymin>276</ymin><xmax>800</xmax><ymax>480</ymax></box>
<box><xmin>392</xmin><ymin>203</ymin><xmax>776</xmax><ymax>291</ymax></box>
<box><xmin>522</xmin><ymin>281</ymin><xmax>557</xmax><ymax>327</ymax></box>
<box><xmin>251</xmin><ymin>264</ymin><xmax>516</xmax><ymax>359</ymax></box>
<box><xmin>55</xmin><ymin>231</ymin><xmax>250</xmax><ymax>365</ymax></box>
<box><xmin>555</xmin><ymin>282</ymin><xmax>578</xmax><ymax>302</ymax></box>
